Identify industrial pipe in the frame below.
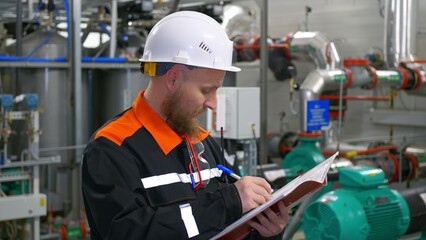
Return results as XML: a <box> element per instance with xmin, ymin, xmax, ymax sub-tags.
<box><xmin>384</xmin><ymin>0</ymin><xmax>417</xmax><ymax>68</ymax></box>
<box><xmin>284</xmin><ymin>31</ymin><xmax>342</xmax><ymax>69</ymax></box>
<box><xmin>299</xmin><ymin>69</ymin><xmax>348</xmax><ymax>131</ymax></box>
<box><xmin>401</xmin><ymin>185</ymin><xmax>426</xmax><ymax>234</ymax></box>
<box><xmin>298</xmin><ymin>62</ymin><xmax>421</xmax><ymax>132</ymax></box>
<box><xmin>232</xmin><ymin>31</ymin><xmax>341</xmax><ymax>80</ymax></box>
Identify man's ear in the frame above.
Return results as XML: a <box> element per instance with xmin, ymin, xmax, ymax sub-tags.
<box><xmin>164</xmin><ymin>68</ymin><xmax>178</xmax><ymax>90</ymax></box>
<box><xmin>165</xmin><ymin>65</ymin><xmax>185</xmax><ymax>90</ymax></box>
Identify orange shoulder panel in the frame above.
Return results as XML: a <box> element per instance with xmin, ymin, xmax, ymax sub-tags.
<box><xmin>94</xmin><ymin>110</ymin><xmax>141</xmax><ymax>146</ymax></box>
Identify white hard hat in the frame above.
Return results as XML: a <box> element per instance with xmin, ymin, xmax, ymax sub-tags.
<box><xmin>139</xmin><ymin>11</ymin><xmax>241</xmax><ymax>75</ymax></box>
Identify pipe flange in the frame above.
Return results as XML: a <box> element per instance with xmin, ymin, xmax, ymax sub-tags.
<box><xmin>364</xmin><ymin>66</ymin><xmax>379</xmax><ymax>89</ymax></box>
<box><xmin>297</xmin><ymin>132</ymin><xmax>322</xmax><ymax>139</ymax></box>
<box><xmin>404</xmin><ymin>67</ymin><xmax>417</xmax><ymax>90</ymax></box>
<box><xmin>413</xmin><ymin>68</ymin><xmax>423</xmax><ymax>90</ymax></box>
<box><xmin>344</xmin><ymin>67</ymin><xmax>353</xmax><ymax>89</ymax></box>
<box><xmin>384</xmin><ymin>152</ymin><xmax>400</xmax><ymax>183</ymax></box>
<box><xmin>405</xmin><ymin>152</ymin><xmax>418</xmax><ymax>181</ymax></box>
<box><xmin>396</xmin><ymin>66</ymin><xmax>409</xmax><ymax>90</ymax></box>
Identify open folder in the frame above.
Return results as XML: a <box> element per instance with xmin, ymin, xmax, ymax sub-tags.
<box><xmin>211</xmin><ymin>151</ymin><xmax>339</xmax><ymax>240</ymax></box>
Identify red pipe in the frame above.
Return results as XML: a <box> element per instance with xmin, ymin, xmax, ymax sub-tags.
<box><xmin>322</xmin><ymin>145</ymin><xmax>397</xmax><ymax>158</ymax></box>
<box><xmin>400</xmin><ymin>59</ymin><xmax>426</xmax><ymax>64</ymax></box>
<box><xmin>319</xmin><ymin>95</ymin><xmax>390</xmax><ymax>101</ymax></box>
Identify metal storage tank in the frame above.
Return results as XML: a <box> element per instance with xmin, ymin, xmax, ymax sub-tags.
<box><xmin>92</xmin><ymin>69</ymin><xmax>150</xmax><ymax>129</ymax></box>
<box><xmin>91</xmin><ymin>27</ymin><xmax>149</xmax><ymax>130</ymax></box>
<box><xmin>6</xmin><ymin>28</ymin><xmax>90</xmax><ymax>212</ymax></box>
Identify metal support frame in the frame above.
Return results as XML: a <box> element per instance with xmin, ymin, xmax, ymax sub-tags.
<box><xmin>70</xmin><ymin>0</ymin><xmax>82</xmax><ymax>221</ymax></box>
<box><xmin>259</xmin><ymin>0</ymin><xmax>268</xmax><ymax>165</ymax></box>
<box><xmin>109</xmin><ymin>0</ymin><xmax>118</xmax><ymax>58</ymax></box>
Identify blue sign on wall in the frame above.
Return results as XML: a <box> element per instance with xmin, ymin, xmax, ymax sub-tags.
<box><xmin>306</xmin><ymin>100</ymin><xmax>330</xmax><ymax>132</ymax></box>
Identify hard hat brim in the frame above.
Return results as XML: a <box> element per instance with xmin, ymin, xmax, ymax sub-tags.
<box><xmin>139</xmin><ymin>60</ymin><xmax>241</xmax><ymax>73</ymax></box>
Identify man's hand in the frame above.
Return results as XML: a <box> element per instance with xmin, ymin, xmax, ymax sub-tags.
<box><xmin>234</xmin><ymin>176</ymin><xmax>272</xmax><ymax>213</ymax></box>
<box><xmin>248</xmin><ymin>201</ymin><xmax>289</xmax><ymax>237</ymax></box>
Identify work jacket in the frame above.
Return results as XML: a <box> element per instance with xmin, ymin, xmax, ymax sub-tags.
<box><xmin>82</xmin><ymin>90</ymin><xmax>243</xmax><ymax>239</ymax></box>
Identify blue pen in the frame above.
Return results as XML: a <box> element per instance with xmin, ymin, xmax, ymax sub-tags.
<box><xmin>217</xmin><ymin>164</ymin><xmax>241</xmax><ymax>180</ymax></box>
<box><xmin>190</xmin><ymin>173</ymin><xmax>196</xmax><ymax>190</ymax></box>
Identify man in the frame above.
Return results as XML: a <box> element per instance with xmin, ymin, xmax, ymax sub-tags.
<box><xmin>82</xmin><ymin>11</ymin><xmax>289</xmax><ymax>239</ymax></box>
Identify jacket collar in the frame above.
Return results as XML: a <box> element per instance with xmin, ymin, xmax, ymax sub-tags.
<box><xmin>133</xmin><ymin>90</ymin><xmax>210</xmax><ymax>155</ymax></box>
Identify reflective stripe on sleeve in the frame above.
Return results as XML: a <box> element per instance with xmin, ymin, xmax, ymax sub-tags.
<box><xmin>141</xmin><ymin>167</ymin><xmax>222</xmax><ymax>189</ymax></box>
<box><xmin>179</xmin><ymin>203</ymin><xmax>199</xmax><ymax>238</ymax></box>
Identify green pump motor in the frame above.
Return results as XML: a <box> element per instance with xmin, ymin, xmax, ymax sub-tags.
<box><xmin>303</xmin><ymin>166</ymin><xmax>410</xmax><ymax>240</ymax></box>
<box><xmin>281</xmin><ymin>133</ymin><xmax>333</xmax><ymax>194</ymax></box>
<box><xmin>281</xmin><ymin>133</ymin><xmax>325</xmax><ymax>176</ymax></box>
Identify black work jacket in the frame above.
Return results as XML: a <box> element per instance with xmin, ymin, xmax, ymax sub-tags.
<box><xmin>82</xmin><ymin>90</ymin><xmax>242</xmax><ymax>239</ymax></box>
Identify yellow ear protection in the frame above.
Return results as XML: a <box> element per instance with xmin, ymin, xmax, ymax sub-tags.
<box><xmin>140</xmin><ymin>62</ymin><xmax>176</xmax><ymax>77</ymax></box>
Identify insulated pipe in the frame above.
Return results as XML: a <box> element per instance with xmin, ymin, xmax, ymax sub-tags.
<box><xmin>285</xmin><ymin>31</ymin><xmax>342</xmax><ymax>69</ymax></box>
<box><xmin>384</xmin><ymin>0</ymin><xmax>417</xmax><ymax>68</ymax></box>
<box><xmin>299</xmin><ymin>69</ymin><xmax>346</xmax><ymax>96</ymax></box>
<box><xmin>299</xmin><ymin>69</ymin><xmax>346</xmax><ymax>131</ymax></box>
<box><xmin>383</xmin><ymin>0</ymin><xmax>426</xmax><ymax>95</ymax></box>
<box><xmin>376</xmin><ymin>70</ymin><xmax>404</xmax><ymax>88</ymax></box>
<box><xmin>327</xmin><ymin>41</ymin><xmax>342</xmax><ymax>70</ymax></box>
<box><xmin>299</xmin><ymin>67</ymin><xmax>406</xmax><ymax>132</ymax></box>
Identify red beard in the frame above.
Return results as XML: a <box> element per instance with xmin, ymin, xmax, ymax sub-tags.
<box><xmin>161</xmin><ymin>89</ymin><xmax>205</xmax><ymax>138</ymax></box>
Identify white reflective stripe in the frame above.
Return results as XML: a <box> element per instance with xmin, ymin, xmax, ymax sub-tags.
<box><xmin>179</xmin><ymin>203</ymin><xmax>199</xmax><ymax>238</ymax></box>
<box><xmin>191</xmin><ymin>167</ymin><xmax>222</xmax><ymax>183</ymax></box>
<box><xmin>141</xmin><ymin>172</ymin><xmax>186</xmax><ymax>189</ymax></box>
<box><xmin>141</xmin><ymin>167</ymin><xmax>222</xmax><ymax>189</ymax></box>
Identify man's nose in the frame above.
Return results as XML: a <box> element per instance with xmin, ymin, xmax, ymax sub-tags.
<box><xmin>204</xmin><ymin>93</ymin><xmax>217</xmax><ymax>110</ymax></box>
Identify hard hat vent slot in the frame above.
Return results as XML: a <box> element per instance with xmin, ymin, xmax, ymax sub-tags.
<box><xmin>199</xmin><ymin>42</ymin><xmax>212</xmax><ymax>54</ymax></box>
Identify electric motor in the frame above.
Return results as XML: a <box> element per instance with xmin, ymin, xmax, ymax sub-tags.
<box><xmin>303</xmin><ymin>166</ymin><xmax>410</xmax><ymax>240</ymax></box>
